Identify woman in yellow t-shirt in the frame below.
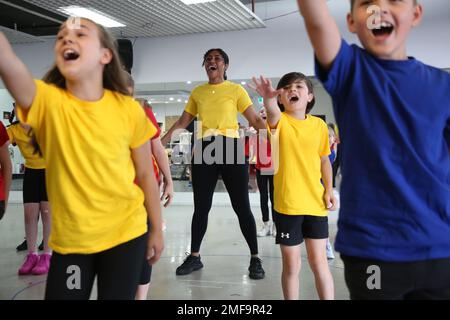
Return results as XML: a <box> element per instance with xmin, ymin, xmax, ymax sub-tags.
<box><xmin>162</xmin><ymin>48</ymin><xmax>267</xmax><ymax>280</ymax></box>
<box><xmin>7</xmin><ymin>110</ymin><xmax>52</xmax><ymax>276</ymax></box>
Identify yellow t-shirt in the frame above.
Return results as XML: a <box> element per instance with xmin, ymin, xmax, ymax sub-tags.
<box><xmin>7</xmin><ymin>123</ymin><xmax>45</xmax><ymax>169</ymax></box>
<box><xmin>184</xmin><ymin>81</ymin><xmax>252</xmax><ymax>139</ymax></box>
<box><xmin>270</xmin><ymin>113</ymin><xmax>330</xmax><ymax>216</ymax></box>
<box><xmin>17</xmin><ymin>80</ymin><xmax>156</xmax><ymax>254</ymax></box>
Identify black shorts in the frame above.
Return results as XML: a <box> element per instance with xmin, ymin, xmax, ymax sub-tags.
<box><xmin>274</xmin><ymin>210</ymin><xmax>328</xmax><ymax>246</ymax></box>
<box><xmin>23</xmin><ymin>168</ymin><xmax>48</xmax><ymax>204</ymax></box>
<box><xmin>341</xmin><ymin>255</ymin><xmax>450</xmax><ymax>300</ymax></box>
<box><xmin>139</xmin><ymin>220</ymin><xmax>153</xmax><ymax>285</ymax></box>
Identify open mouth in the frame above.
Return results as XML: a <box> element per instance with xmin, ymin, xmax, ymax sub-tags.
<box><xmin>63</xmin><ymin>49</ymin><xmax>80</xmax><ymax>61</ymax></box>
<box><xmin>289</xmin><ymin>96</ymin><xmax>299</xmax><ymax>103</ymax></box>
<box><xmin>372</xmin><ymin>21</ymin><xmax>394</xmax><ymax>37</ymax></box>
<box><xmin>208</xmin><ymin>66</ymin><xmax>217</xmax><ymax>71</ymax></box>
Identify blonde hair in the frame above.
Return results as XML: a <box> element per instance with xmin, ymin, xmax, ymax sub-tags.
<box><xmin>43</xmin><ymin>18</ymin><xmax>130</xmax><ymax>96</ymax></box>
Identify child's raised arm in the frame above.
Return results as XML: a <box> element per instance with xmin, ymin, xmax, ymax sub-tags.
<box><xmin>297</xmin><ymin>0</ymin><xmax>341</xmax><ymax>71</ymax></box>
<box><xmin>0</xmin><ymin>32</ymin><xmax>35</xmax><ymax>109</ymax></box>
<box><xmin>249</xmin><ymin>76</ymin><xmax>281</xmax><ymax>128</ymax></box>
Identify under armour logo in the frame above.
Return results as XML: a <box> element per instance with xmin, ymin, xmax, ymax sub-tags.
<box><xmin>281</xmin><ymin>233</ymin><xmax>290</xmax><ymax>239</ymax></box>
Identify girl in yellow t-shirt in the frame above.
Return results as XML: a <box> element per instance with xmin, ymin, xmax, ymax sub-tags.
<box><xmin>251</xmin><ymin>72</ymin><xmax>337</xmax><ymax>300</ymax></box>
<box><xmin>161</xmin><ymin>48</ymin><xmax>267</xmax><ymax>280</ymax></box>
<box><xmin>0</xmin><ymin>18</ymin><xmax>162</xmax><ymax>300</ymax></box>
<box><xmin>7</xmin><ymin>110</ymin><xmax>52</xmax><ymax>276</ymax></box>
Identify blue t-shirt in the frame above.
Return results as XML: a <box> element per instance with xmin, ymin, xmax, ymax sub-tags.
<box><xmin>316</xmin><ymin>39</ymin><xmax>450</xmax><ymax>262</ymax></box>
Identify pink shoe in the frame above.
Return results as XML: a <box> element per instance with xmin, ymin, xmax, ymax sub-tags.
<box><xmin>31</xmin><ymin>254</ymin><xmax>52</xmax><ymax>275</ymax></box>
<box><xmin>18</xmin><ymin>253</ymin><xmax>39</xmax><ymax>275</ymax></box>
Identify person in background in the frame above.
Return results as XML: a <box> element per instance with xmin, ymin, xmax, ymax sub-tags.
<box><xmin>162</xmin><ymin>48</ymin><xmax>267</xmax><ymax>280</ymax></box>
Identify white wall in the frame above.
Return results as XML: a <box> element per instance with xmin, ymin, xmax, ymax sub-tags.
<box><xmin>1</xmin><ymin>0</ymin><xmax>448</xmax><ymax>87</ymax></box>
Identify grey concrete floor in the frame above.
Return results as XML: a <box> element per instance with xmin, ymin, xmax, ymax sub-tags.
<box><xmin>0</xmin><ymin>189</ymin><xmax>348</xmax><ymax>300</ymax></box>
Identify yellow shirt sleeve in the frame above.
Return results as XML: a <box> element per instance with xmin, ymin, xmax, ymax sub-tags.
<box><xmin>184</xmin><ymin>93</ymin><xmax>198</xmax><ymax>116</ymax></box>
<box><xmin>236</xmin><ymin>85</ymin><xmax>253</xmax><ymax>114</ymax></box>
<box><xmin>16</xmin><ymin>80</ymin><xmax>59</xmax><ymax>131</ymax></box>
<box><xmin>6</xmin><ymin>126</ymin><xmax>15</xmax><ymax>144</ymax></box>
<box><xmin>319</xmin><ymin>120</ymin><xmax>331</xmax><ymax>157</ymax></box>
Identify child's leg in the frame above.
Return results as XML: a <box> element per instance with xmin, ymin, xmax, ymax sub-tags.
<box><xmin>24</xmin><ymin>203</ymin><xmax>40</xmax><ymax>253</ymax></box>
<box><xmin>305</xmin><ymin>238</ymin><xmax>334</xmax><ymax>300</ymax></box>
<box><xmin>0</xmin><ymin>201</ymin><xmax>5</xmax><ymax>220</ymax></box>
<box><xmin>135</xmin><ymin>284</ymin><xmax>150</xmax><ymax>300</ymax></box>
<box><xmin>96</xmin><ymin>233</ymin><xmax>147</xmax><ymax>300</ymax></box>
<box><xmin>256</xmin><ymin>169</ymin><xmax>270</xmax><ymax>223</ymax></box>
<box><xmin>136</xmin><ymin>224</ymin><xmax>152</xmax><ymax>300</ymax></box>
<box><xmin>280</xmin><ymin>244</ymin><xmax>302</xmax><ymax>300</ymax></box>
<box><xmin>39</xmin><ymin>201</ymin><xmax>51</xmax><ymax>254</ymax></box>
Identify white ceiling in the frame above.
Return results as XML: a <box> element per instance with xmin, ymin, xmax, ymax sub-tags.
<box><xmin>22</xmin><ymin>0</ymin><xmax>265</xmax><ymax>38</ymax></box>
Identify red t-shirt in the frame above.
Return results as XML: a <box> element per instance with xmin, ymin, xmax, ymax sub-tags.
<box><xmin>0</xmin><ymin>123</ymin><xmax>9</xmax><ymax>201</ymax></box>
<box><xmin>255</xmin><ymin>137</ymin><xmax>272</xmax><ymax>170</ymax></box>
<box><xmin>135</xmin><ymin>108</ymin><xmax>160</xmax><ymax>184</ymax></box>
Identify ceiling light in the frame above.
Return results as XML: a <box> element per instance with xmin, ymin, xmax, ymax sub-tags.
<box><xmin>186</xmin><ymin>81</ymin><xmax>192</xmax><ymax>84</ymax></box>
<box><xmin>180</xmin><ymin>0</ymin><xmax>217</xmax><ymax>5</ymax></box>
<box><xmin>241</xmin><ymin>81</ymin><xmax>247</xmax><ymax>85</ymax></box>
<box><xmin>58</xmin><ymin>6</ymin><xmax>125</xmax><ymax>28</ymax></box>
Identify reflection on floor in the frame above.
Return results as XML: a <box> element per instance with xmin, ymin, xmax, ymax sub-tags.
<box><xmin>0</xmin><ymin>200</ymin><xmax>348</xmax><ymax>300</ymax></box>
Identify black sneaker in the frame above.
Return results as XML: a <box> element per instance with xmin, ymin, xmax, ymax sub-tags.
<box><xmin>249</xmin><ymin>257</ymin><xmax>265</xmax><ymax>280</ymax></box>
<box><xmin>176</xmin><ymin>255</ymin><xmax>203</xmax><ymax>275</ymax></box>
<box><xmin>16</xmin><ymin>239</ymin><xmax>27</xmax><ymax>252</ymax></box>
<box><xmin>38</xmin><ymin>240</ymin><xmax>44</xmax><ymax>251</ymax></box>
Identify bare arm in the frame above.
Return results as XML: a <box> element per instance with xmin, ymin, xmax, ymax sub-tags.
<box><xmin>161</xmin><ymin>111</ymin><xmax>195</xmax><ymax>146</ymax></box>
<box><xmin>242</xmin><ymin>106</ymin><xmax>266</xmax><ymax>131</ymax></box>
<box><xmin>0</xmin><ymin>141</ymin><xmax>12</xmax><ymax>210</ymax></box>
<box><xmin>249</xmin><ymin>76</ymin><xmax>282</xmax><ymax>128</ymax></box>
<box><xmin>321</xmin><ymin>155</ymin><xmax>337</xmax><ymax>211</ymax></box>
<box><xmin>297</xmin><ymin>0</ymin><xmax>341</xmax><ymax>71</ymax></box>
<box><xmin>132</xmin><ymin>141</ymin><xmax>164</xmax><ymax>265</ymax></box>
<box><xmin>151</xmin><ymin>137</ymin><xmax>174</xmax><ymax>207</ymax></box>
<box><xmin>0</xmin><ymin>32</ymin><xmax>35</xmax><ymax>109</ymax></box>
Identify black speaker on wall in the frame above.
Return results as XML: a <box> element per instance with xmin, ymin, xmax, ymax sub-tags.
<box><xmin>117</xmin><ymin>39</ymin><xmax>133</xmax><ymax>73</ymax></box>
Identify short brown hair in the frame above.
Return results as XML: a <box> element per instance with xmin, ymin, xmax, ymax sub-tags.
<box><xmin>276</xmin><ymin>72</ymin><xmax>315</xmax><ymax>114</ymax></box>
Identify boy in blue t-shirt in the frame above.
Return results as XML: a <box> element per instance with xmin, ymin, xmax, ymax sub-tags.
<box><xmin>298</xmin><ymin>0</ymin><xmax>450</xmax><ymax>299</ymax></box>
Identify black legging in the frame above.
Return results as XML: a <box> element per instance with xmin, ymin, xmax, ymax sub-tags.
<box><xmin>45</xmin><ymin>233</ymin><xmax>146</xmax><ymax>300</ymax></box>
<box><xmin>190</xmin><ymin>136</ymin><xmax>258</xmax><ymax>255</ymax></box>
<box><xmin>255</xmin><ymin>169</ymin><xmax>274</xmax><ymax>223</ymax></box>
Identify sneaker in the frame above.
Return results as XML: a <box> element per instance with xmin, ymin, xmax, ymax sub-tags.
<box><xmin>16</xmin><ymin>239</ymin><xmax>27</xmax><ymax>252</ymax></box>
<box><xmin>18</xmin><ymin>253</ymin><xmax>39</xmax><ymax>275</ymax></box>
<box><xmin>248</xmin><ymin>257</ymin><xmax>265</xmax><ymax>280</ymax></box>
<box><xmin>31</xmin><ymin>254</ymin><xmax>52</xmax><ymax>275</ymax></box>
<box><xmin>326</xmin><ymin>239</ymin><xmax>335</xmax><ymax>260</ymax></box>
<box><xmin>271</xmin><ymin>224</ymin><xmax>277</xmax><ymax>237</ymax></box>
<box><xmin>176</xmin><ymin>255</ymin><xmax>203</xmax><ymax>275</ymax></box>
<box><xmin>257</xmin><ymin>223</ymin><xmax>271</xmax><ymax>237</ymax></box>
<box><xmin>38</xmin><ymin>240</ymin><xmax>44</xmax><ymax>251</ymax></box>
